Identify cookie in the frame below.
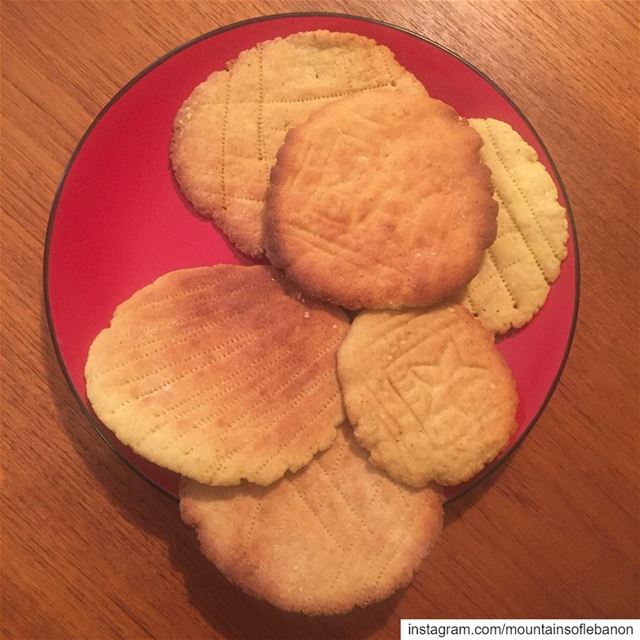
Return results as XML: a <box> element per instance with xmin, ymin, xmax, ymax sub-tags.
<box><xmin>171</xmin><ymin>30</ymin><xmax>423</xmax><ymax>256</ymax></box>
<box><xmin>265</xmin><ymin>87</ymin><xmax>498</xmax><ymax>309</ymax></box>
<box><xmin>458</xmin><ymin>118</ymin><xmax>569</xmax><ymax>334</ymax></box>
<box><xmin>85</xmin><ymin>265</ymin><xmax>349</xmax><ymax>486</ymax></box>
<box><xmin>180</xmin><ymin>423</ymin><xmax>443</xmax><ymax>615</ymax></box>
<box><xmin>337</xmin><ymin>305</ymin><xmax>518</xmax><ymax>486</ymax></box>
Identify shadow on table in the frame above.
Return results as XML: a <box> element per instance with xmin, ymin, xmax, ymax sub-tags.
<box><xmin>443</xmin><ymin>461</ymin><xmax>510</xmax><ymax>529</ymax></box>
<box><xmin>41</xmin><ymin>300</ymin><xmax>514</xmax><ymax>639</ymax></box>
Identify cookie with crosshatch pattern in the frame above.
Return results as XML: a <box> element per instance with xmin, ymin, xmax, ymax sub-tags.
<box><xmin>170</xmin><ymin>30</ymin><xmax>424</xmax><ymax>256</ymax></box>
<box><xmin>264</xmin><ymin>86</ymin><xmax>498</xmax><ymax>309</ymax></box>
<box><xmin>337</xmin><ymin>305</ymin><xmax>518</xmax><ymax>487</ymax></box>
<box><xmin>84</xmin><ymin>264</ymin><xmax>349</xmax><ymax>486</ymax></box>
<box><xmin>180</xmin><ymin>423</ymin><xmax>443</xmax><ymax>615</ymax></box>
<box><xmin>457</xmin><ymin>118</ymin><xmax>569</xmax><ymax>334</ymax></box>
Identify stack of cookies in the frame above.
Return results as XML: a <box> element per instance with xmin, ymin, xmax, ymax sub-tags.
<box><xmin>85</xmin><ymin>30</ymin><xmax>568</xmax><ymax>615</ymax></box>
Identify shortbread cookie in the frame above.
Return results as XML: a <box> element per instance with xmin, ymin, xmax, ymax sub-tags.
<box><xmin>458</xmin><ymin>118</ymin><xmax>569</xmax><ymax>334</ymax></box>
<box><xmin>337</xmin><ymin>305</ymin><xmax>518</xmax><ymax>486</ymax></box>
<box><xmin>171</xmin><ymin>30</ymin><xmax>423</xmax><ymax>256</ymax></box>
<box><xmin>265</xmin><ymin>88</ymin><xmax>498</xmax><ymax>309</ymax></box>
<box><xmin>180</xmin><ymin>423</ymin><xmax>443</xmax><ymax>615</ymax></box>
<box><xmin>85</xmin><ymin>265</ymin><xmax>349</xmax><ymax>486</ymax></box>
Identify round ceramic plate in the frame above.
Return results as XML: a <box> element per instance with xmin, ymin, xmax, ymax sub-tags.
<box><xmin>45</xmin><ymin>13</ymin><xmax>579</xmax><ymax>502</ymax></box>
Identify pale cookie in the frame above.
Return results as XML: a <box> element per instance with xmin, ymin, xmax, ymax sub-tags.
<box><xmin>265</xmin><ymin>88</ymin><xmax>498</xmax><ymax>309</ymax></box>
<box><xmin>85</xmin><ymin>265</ymin><xmax>349</xmax><ymax>486</ymax></box>
<box><xmin>457</xmin><ymin>118</ymin><xmax>569</xmax><ymax>334</ymax></box>
<box><xmin>180</xmin><ymin>423</ymin><xmax>443</xmax><ymax>615</ymax></box>
<box><xmin>171</xmin><ymin>30</ymin><xmax>423</xmax><ymax>256</ymax></box>
<box><xmin>337</xmin><ymin>305</ymin><xmax>518</xmax><ymax>487</ymax></box>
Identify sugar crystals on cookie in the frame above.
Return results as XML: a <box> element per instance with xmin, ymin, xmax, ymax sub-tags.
<box><xmin>180</xmin><ymin>423</ymin><xmax>443</xmax><ymax>615</ymax></box>
<box><xmin>265</xmin><ymin>87</ymin><xmax>498</xmax><ymax>309</ymax></box>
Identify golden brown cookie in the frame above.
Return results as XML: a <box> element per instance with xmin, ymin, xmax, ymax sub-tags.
<box><xmin>171</xmin><ymin>30</ymin><xmax>423</xmax><ymax>256</ymax></box>
<box><xmin>337</xmin><ymin>305</ymin><xmax>518</xmax><ymax>486</ymax></box>
<box><xmin>85</xmin><ymin>265</ymin><xmax>349</xmax><ymax>486</ymax></box>
<box><xmin>458</xmin><ymin>118</ymin><xmax>569</xmax><ymax>334</ymax></box>
<box><xmin>180</xmin><ymin>423</ymin><xmax>443</xmax><ymax>615</ymax></box>
<box><xmin>265</xmin><ymin>87</ymin><xmax>498</xmax><ymax>309</ymax></box>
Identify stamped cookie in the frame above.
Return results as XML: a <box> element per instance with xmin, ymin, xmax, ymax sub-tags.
<box><xmin>171</xmin><ymin>30</ymin><xmax>423</xmax><ymax>256</ymax></box>
<box><xmin>180</xmin><ymin>423</ymin><xmax>443</xmax><ymax>615</ymax></box>
<box><xmin>458</xmin><ymin>118</ymin><xmax>569</xmax><ymax>334</ymax></box>
<box><xmin>337</xmin><ymin>305</ymin><xmax>518</xmax><ymax>486</ymax></box>
<box><xmin>265</xmin><ymin>88</ymin><xmax>498</xmax><ymax>309</ymax></box>
<box><xmin>85</xmin><ymin>265</ymin><xmax>349</xmax><ymax>486</ymax></box>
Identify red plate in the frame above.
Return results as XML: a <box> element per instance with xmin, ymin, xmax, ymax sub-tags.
<box><xmin>44</xmin><ymin>13</ymin><xmax>579</xmax><ymax>502</ymax></box>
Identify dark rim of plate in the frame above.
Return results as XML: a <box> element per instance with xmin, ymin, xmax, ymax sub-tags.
<box><xmin>43</xmin><ymin>12</ymin><xmax>581</xmax><ymax>505</ymax></box>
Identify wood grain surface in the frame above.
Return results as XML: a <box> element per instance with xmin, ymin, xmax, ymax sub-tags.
<box><xmin>2</xmin><ymin>1</ymin><xmax>639</xmax><ymax>638</ymax></box>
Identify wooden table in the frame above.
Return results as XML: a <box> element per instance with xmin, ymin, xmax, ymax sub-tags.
<box><xmin>2</xmin><ymin>1</ymin><xmax>638</xmax><ymax>638</ymax></box>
